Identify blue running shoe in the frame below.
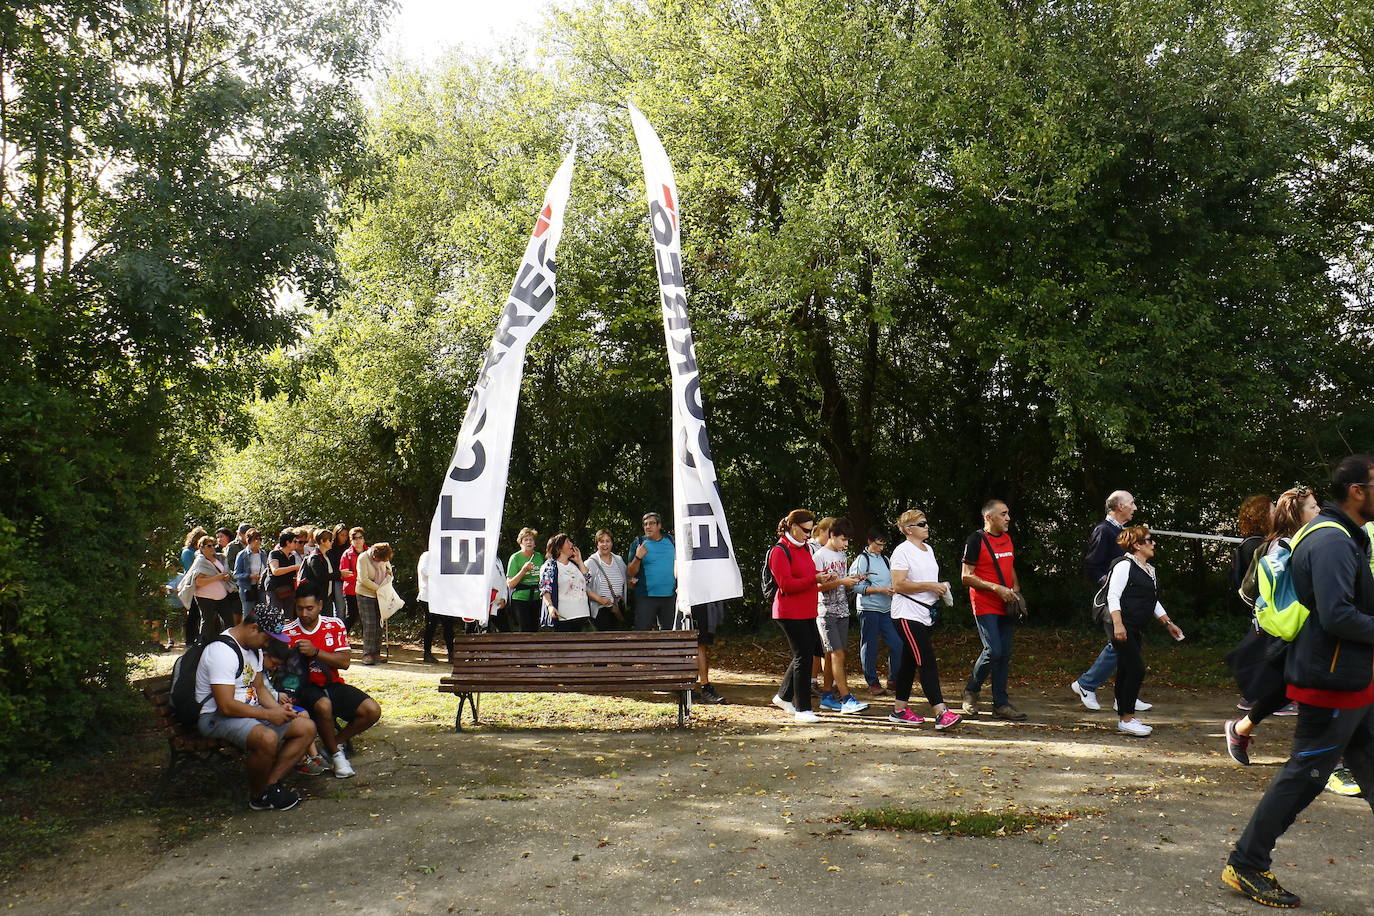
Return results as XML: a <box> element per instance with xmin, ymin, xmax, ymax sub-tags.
<box><xmin>840</xmin><ymin>694</ymin><xmax>870</xmax><ymax>714</ymax></box>
<box><xmin>818</xmin><ymin>692</ymin><xmax>844</xmax><ymax>712</ymax></box>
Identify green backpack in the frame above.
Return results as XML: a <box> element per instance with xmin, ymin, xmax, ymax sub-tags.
<box><xmin>1254</xmin><ymin>520</ymin><xmax>1347</xmax><ymax>641</ymax></box>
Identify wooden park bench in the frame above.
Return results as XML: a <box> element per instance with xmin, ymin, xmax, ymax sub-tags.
<box><xmin>143</xmin><ymin>675</ymin><xmax>240</xmax><ymax>783</ymax></box>
<box><xmin>439</xmin><ymin>631</ymin><xmax>700</xmax><ymax>730</ymax></box>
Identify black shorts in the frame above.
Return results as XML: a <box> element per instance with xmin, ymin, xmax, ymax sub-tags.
<box><xmin>297</xmin><ymin>681</ymin><xmax>370</xmax><ymax>722</ymax></box>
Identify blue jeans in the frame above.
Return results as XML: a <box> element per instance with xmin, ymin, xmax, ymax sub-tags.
<box><xmin>858</xmin><ymin>610</ymin><xmax>903</xmax><ymax>687</ymax></box>
<box><xmin>1075</xmin><ymin>643</ymin><xmax>1118</xmax><ymax>692</ymax></box>
<box><xmin>966</xmin><ymin>614</ymin><xmax>1015</xmax><ymax>706</ymax></box>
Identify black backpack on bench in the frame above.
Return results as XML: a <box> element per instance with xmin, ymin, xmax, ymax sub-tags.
<box><xmin>170</xmin><ymin>634</ymin><xmax>243</xmax><ymax>728</ymax></box>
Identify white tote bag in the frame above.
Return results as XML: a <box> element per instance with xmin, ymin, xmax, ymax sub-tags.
<box><xmin>378</xmin><ymin>581</ymin><xmax>405</xmax><ymax>621</ymax></box>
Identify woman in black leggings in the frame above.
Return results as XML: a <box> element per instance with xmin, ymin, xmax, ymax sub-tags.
<box><xmin>1225</xmin><ymin>486</ymin><xmax>1319</xmax><ymax>763</ymax></box>
<box><xmin>1105</xmin><ymin>525</ymin><xmax>1185</xmax><ymax>737</ymax></box>
<box><xmin>887</xmin><ymin>508</ymin><xmax>962</xmax><ymax>729</ymax></box>
<box><xmin>769</xmin><ymin>509</ymin><xmax>830</xmax><ymax>724</ymax></box>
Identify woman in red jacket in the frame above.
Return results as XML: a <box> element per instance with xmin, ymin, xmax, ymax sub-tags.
<box><xmin>769</xmin><ymin>509</ymin><xmax>834</xmax><ymax>723</ymax></box>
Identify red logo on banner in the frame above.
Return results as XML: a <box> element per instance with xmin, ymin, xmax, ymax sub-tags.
<box><xmin>662</xmin><ymin>185</ymin><xmax>676</xmax><ymax>232</ymax></box>
<box><xmin>533</xmin><ymin>204</ymin><xmax>552</xmax><ymax>238</ymax></box>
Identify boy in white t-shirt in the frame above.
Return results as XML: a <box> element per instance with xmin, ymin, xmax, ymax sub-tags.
<box><xmin>813</xmin><ymin>519</ymin><xmax>869</xmax><ymax>715</ymax></box>
<box><xmin>194</xmin><ymin>614</ymin><xmax>317</xmax><ymax>810</ymax></box>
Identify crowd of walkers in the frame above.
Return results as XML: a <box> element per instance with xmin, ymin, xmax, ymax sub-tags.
<box><xmin>162</xmin><ymin>455</ymin><xmax>1374</xmax><ymax>911</ymax></box>
<box><xmin>764</xmin><ymin>498</ymin><xmax>1184</xmax><ymax>732</ymax></box>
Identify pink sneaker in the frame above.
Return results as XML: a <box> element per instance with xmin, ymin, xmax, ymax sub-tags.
<box><xmin>934</xmin><ymin>710</ymin><xmax>963</xmax><ymax>730</ymax></box>
<box><xmin>886</xmin><ymin>708</ymin><xmax>925</xmax><ymax>725</ymax></box>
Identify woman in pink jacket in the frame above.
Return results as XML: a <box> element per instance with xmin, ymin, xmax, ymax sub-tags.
<box><xmin>769</xmin><ymin>509</ymin><xmax>834</xmax><ymax>723</ymax></box>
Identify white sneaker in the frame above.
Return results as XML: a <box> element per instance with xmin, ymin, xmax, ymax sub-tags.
<box><xmin>1070</xmin><ymin>681</ymin><xmax>1101</xmax><ymax>711</ymax></box>
<box><xmin>793</xmin><ymin>710</ymin><xmax>822</xmax><ymax>724</ymax></box>
<box><xmin>331</xmin><ymin>750</ymin><xmax>355</xmax><ymax>778</ymax></box>
<box><xmin>1117</xmin><ymin>718</ymin><xmax>1152</xmax><ymax>737</ymax></box>
<box><xmin>771</xmin><ymin>695</ymin><xmax>796</xmax><ymax>715</ymax></box>
<box><xmin>1134</xmin><ymin>698</ymin><xmax>1153</xmax><ymax>711</ymax></box>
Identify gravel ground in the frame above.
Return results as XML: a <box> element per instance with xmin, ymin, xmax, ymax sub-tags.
<box><xmin>4</xmin><ymin>658</ymin><xmax>1371</xmax><ymax>916</ymax></box>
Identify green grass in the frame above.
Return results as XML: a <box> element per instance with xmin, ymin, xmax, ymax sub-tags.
<box><xmin>839</xmin><ymin>806</ymin><xmax>1095</xmax><ymax>836</ymax></box>
<box><xmin>358</xmin><ymin>674</ymin><xmax>681</xmax><ymax>731</ymax></box>
<box><xmin>0</xmin><ymin>814</ymin><xmax>72</xmax><ymax>872</ymax></box>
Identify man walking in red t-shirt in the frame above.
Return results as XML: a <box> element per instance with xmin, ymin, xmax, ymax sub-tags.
<box><xmin>1222</xmin><ymin>455</ymin><xmax>1374</xmax><ymax>910</ymax></box>
<box><xmin>960</xmin><ymin>499</ymin><xmax>1028</xmax><ymax>721</ymax></box>
<box><xmin>282</xmin><ymin>583</ymin><xmax>382</xmax><ymax>778</ymax></box>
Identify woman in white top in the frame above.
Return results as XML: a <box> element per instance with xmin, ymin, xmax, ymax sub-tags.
<box><xmin>1104</xmin><ymin>526</ymin><xmax>1185</xmax><ymax>737</ymax></box>
<box><xmin>585</xmin><ymin>529</ymin><xmax>628</xmax><ymax>630</ymax></box>
<box><xmin>538</xmin><ymin>534</ymin><xmax>609</xmax><ymax>633</ymax></box>
<box><xmin>887</xmin><ymin>509</ymin><xmax>963</xmax><ymax>730</ymax></box>
<box><xmin>189</xmin><ymin>535</ymin><xmax>235</xmax><ymax>640</ymax></box>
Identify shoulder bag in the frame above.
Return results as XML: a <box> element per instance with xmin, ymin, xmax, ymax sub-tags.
<box><xmin>979</xmin><ymin>533</ymin><xmax>1027</xmax><ymax>621</ymax></box>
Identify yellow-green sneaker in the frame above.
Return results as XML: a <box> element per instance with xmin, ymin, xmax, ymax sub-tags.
<box><xmin>1221</xmin><ymin>864</ymin><xmax>1301</xmax><ymax>908</ymax></box>
<box><xmin>1325</xmin><ymin>765</ymin><xmax>1364</xmax><ymax>797</ymax></box>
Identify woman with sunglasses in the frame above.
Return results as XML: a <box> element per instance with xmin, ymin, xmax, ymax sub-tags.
<box><xmin>887</xmin><ymin>509</ymin><xmax>962</xmax><ymax>729</ymax></box>
<box><xmin>188</xmin><ymin>535</ymin><xmax>235</xmax><ymax>639</ymax></box>
<box><xmin>769</xmin><ymin>509</ymin><xmax>834</xmax><ymax>724</ymax></box>
<box><xmin>1104</xmin><ymin>526</ymin><xmax>1184</xmax><ymax>736</ymax></box>
<box><xmin>1225</xmin><ymin>486</ymin><xmax>1320</xmax><ymax>763</ymax></box>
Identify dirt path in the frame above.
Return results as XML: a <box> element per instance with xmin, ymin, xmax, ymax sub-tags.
<box><xmin>5</xmin><ymin>657</ymin><xmax>1371</xmax><ymax>915</ymax></box>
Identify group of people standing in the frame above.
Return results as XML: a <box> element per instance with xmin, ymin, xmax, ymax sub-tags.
<box><xmin>175</xmin><ymin>523</ymin><xmax>395</xmax><ymax>665</ymax></box>
<box><xmin>416</xmin><ymin>512</ymin><xmax>729</xmax><ymax>703</ymax></box>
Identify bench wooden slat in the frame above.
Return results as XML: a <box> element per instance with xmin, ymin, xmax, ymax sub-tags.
<box><xmin>441</xmin><ymin>683</ymin><xmax>693</xmax><ymax>694</ymax></box>
<box><xmin>443</xmin><ymin>673</ymin><xmax>696</xmax><ymax>686</ymax></box>
<box><xmin>450</xmin><ymin>648</ymin><xmax>697</xmax><ymax>661</ymax></box>
<box><xmin>451</xmin><ymin>631</ymin><xmax>695</xmax><ymax>641</ymax></box>
<box><xmin>445</xmin><ymin>657</ymin><xmax>697</xmax><ymax>670</ymax></box>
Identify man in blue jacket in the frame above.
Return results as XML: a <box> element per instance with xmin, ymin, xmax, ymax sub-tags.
<box><xmin>1222</xmin><ymin>454</ymin><xmax>1374</xmax><ymax>909</ymax></box>
<box><xmin>1069</xmin><ymin>491</ymin><xmax>1154</xmax><ymax>713</ymax></box>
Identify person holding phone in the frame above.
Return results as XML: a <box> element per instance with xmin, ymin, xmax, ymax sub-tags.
<box><xmin>769</xmin><ymin>509</ymin><xmax>834</xmax><ymax>724</ymax></box>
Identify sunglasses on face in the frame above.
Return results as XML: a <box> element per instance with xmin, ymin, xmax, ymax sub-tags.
<box><xmin>799</xmin><ymin>525</ymin><xmax>815</xmax><ymax>534</ymax></box>
<box><xmin>904</xmin><ymin>522</ymin><xmax>929</xmax><ymax>529</ymax></box>
<box><xmin>1142</xmin><ymin>537</ymin><xmax>1156</xmax><ymax>544</ymax></box>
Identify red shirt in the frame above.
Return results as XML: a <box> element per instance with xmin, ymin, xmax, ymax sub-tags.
<box><xmin>281</xmin><ymin>615</ymin><xmax>350</xmax><ymax>686</ymax></box>
<box><xmin>770</xmin><ymin>537</ymin><xmax>819</xmax><ymax>620</ymax></box>
<box><xmin>340</xmin><ymin>544</ymin><xmax>366</xmax><ymax>596</ymax></box>
<box><xmin>962</xmin><ymin>530</ymin><xmax>1015</xmax><ymax>616</ymax></box>
<box><xmin>1287</xmin><ymin>680</ymin><xmax>1374</xmax><ymax>710</ymax></box>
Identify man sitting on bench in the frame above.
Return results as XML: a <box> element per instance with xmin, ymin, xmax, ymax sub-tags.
<box><xmin>195</xmin><ymin>613</ymin><xmax>316</xmax><ymax>811</ymax></box>
<box><xmin>282</xmin><ymin>583</ymin><xmax>382</xmax><ymax>778</ymax></box>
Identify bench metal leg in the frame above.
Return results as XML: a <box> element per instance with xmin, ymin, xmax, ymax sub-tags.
<box><xmin>454</xmin><ymin>692</ymin><xmax>479</xmax><ymax>732</ymax></box>
<box><xmin>678</xmin><ymin>690</ymin><xmax>690</xmax><ymax>727</ymax></box>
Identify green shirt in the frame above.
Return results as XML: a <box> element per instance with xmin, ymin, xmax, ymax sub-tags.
<box><xmin>507</xmin><ymin>550</ymin><xmax>544</xmax><ymax>598</ymax></box>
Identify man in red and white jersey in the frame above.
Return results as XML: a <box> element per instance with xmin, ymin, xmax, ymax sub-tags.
<box><xmin>281</xmin><ymin>582</ymin><xmax>382</xmax><ymax>778</ymax></box>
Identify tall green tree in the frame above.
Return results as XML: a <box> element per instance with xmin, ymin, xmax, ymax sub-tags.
<box><xmin>0</xmin><ymin>0</ymin><xmax>390</xmax><ymax>769</ymax></box>
<box><xmin>210</xmin><ymin>0</ymin><xmax>1372</xmax><ymax>636</ymax></box>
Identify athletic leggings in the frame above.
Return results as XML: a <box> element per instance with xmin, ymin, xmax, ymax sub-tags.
<box><xmin>776</xmin><ymin>617</ymin><xmax>819</xmax><ymax>713</ymax></box>
<box><xmin>1110</xmin><ymin>625</ymin><xmax>1145</xmax><ymax>717</ymax></box>
<box><xmin>892</xmin><ymin>616</ymin><xmax>944</xmax><ymax>709</ymax></box>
